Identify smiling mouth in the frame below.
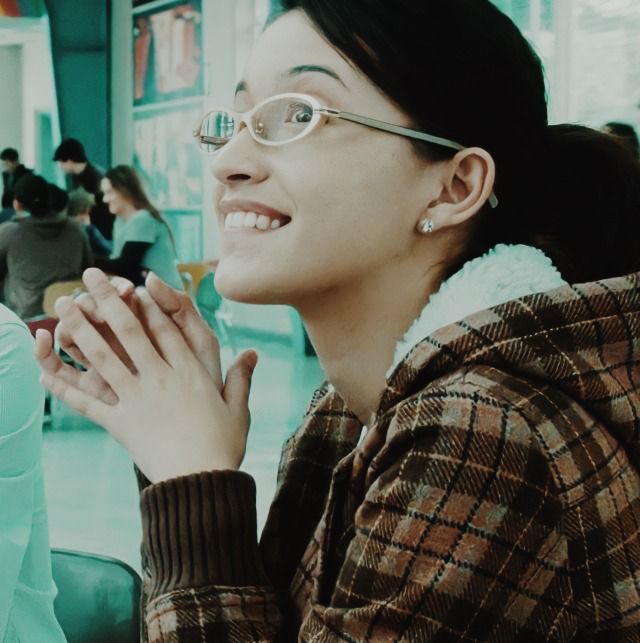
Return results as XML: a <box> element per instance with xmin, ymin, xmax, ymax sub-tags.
<box><xmin>224</xmin><ymin>210</ymin><xmax>292</xmax><ymax>232</ymax></box>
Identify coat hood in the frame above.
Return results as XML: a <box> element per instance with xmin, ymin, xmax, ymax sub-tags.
<box><xmin>18</xmin><ymin>212</ymin><xmax>73</xmax><ymax>239</ymax></box>
<box><xmin>380</xmin><ymin>252</ymin><xmax>640</xmax><ymax>469</ymax></box>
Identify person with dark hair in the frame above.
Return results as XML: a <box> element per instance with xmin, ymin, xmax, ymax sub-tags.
<box><xmin>602</xmin><ymin>121</ymin><xmax>640</xmax><ymax>160</ymax></box>
<box><xmin>95</xmin><ymin>165</ymin><xmax>182</xmax><ymax>288</ymax></box>
<box><xmin>0</xmin><ymin>174</ymin><xmax>92</xmax><ymax>318</ymax></box>
<box><xmin>0</xmin><ymin>147</ymin><xmax>32</xmax><ymax>216</ymax></box>
<box><xmin>53</xmin><ymin>137</ymin><xmax>114</xmax><ymax>239</ymax></box>
<box><xmin>36</xmin><ymin>2</ymin><xmax>640</xmax><ymax>640</ymax></box>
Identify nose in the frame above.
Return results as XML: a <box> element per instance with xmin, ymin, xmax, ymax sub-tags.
<box><xmin>211</xmin><ymin>124</ymin><xmax>268</xmax><ymax>187</ymax></box>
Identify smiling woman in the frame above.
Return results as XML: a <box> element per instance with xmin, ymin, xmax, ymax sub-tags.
<box><xmin>35</xmin><ymin>1</ymin><xmax>640</xmax><ymax>641</ymax></box>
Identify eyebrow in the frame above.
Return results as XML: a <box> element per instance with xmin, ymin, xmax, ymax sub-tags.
<box><xmin>234</xmin><ymin>64</ymin><xmax>347</xmax><ymax>96</ymax></box>
<box><xmin>284</xmin><ymin>65</ymin><xmax>347</xmax><ymax>87</ymax></box>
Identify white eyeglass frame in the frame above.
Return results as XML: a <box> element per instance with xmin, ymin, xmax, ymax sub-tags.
<box><xmin>194</xmin><ymin>92</ymin><xmax>498</xmax><ymax>208</ymax></box>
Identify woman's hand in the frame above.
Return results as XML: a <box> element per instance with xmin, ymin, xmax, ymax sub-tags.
<box><xmin>35</xmin><ymin>268</ymin><xmax>257</xmax><ymax>483</ymax></box>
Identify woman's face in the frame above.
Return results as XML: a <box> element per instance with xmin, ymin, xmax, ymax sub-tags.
<box><xmin>212</xmin><ymin>10</ymin><xmax>441</xmax><ymax>305</ymax></box>
<box><xmin>100</xmin><ymin>178</ymin><xmax>129</xmax><ymax>216</ymax></box>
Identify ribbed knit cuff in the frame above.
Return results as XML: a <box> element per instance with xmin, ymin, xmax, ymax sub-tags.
<box><xmin>140</xmin><ymin>470</ymin><xmax>263</xmax><ymax>600</ymax></box>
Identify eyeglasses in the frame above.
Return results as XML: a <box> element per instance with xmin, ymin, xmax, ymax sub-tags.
<box><xmin>194</xmin><ymin>92</ymin><xmax>498</xmax><ymax>208</ymax></box>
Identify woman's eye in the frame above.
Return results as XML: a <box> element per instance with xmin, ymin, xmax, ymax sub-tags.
<box><xmin>285</xmin><ymin>103</ymin><xmax>313</xmax><ymax>124</ymax></box>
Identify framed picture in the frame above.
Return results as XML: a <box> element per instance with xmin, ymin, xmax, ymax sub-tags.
<box><xmin>133</xmin><ymin>104</ymin><xmax>204</xmax><ymax>209</ymax></box>
<box><xmin>133</xmin><ymin>0</ymin><xmax>203</xmax><ymax>105</ymax></box>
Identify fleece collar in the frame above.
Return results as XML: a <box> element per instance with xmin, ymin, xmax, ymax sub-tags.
<box><xmin>389</xmin><ymin>244</ymin><xmax>567</xmax><ymax>375</ymax></box>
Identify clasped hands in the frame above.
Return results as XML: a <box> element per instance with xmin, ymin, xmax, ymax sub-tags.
<box><xmin>34</xmin><ymin>268</ymin><xmax>258</xmax><ymax>484</ymax></box>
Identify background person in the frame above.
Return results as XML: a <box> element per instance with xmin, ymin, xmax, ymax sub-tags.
<box><xmin>37</xmin><ymin>1</ymin><xmax>640</xmax><ymax>640</ymax></box>
<box><xmin>0</xmin><ymin>147</ymin><xmax>32</xmax><ymax>222</ymax></box>
<box><xmin>0</xmin><ymin>174</ymin><xmax>92</xmax><ymax>318</ymax></box>
<box><xmin>53</xmin><ymin>137</ymin><xmax>114</xmax><ymax>239</ymax></box>
<box><xmin>68</xmin><ymin>187</ymin><xmax>112</xmax><ymax>257</ymax></box>
<box><xmin>96</xmin><ymin>165</ymin><xmax>182</xmax><ymax>289</ymax></box>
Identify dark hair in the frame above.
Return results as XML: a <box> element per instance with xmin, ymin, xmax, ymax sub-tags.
<box><xmin>0</xmin><ymin>148</ymin><xmax>19</xmax><ymax>163</ymax></box>
<box><xmin>279</xmin><ymin>0</ymin><xmax>640</xmax><ymax>283</ymax></box>
<box><xmin>13</xmin><ymin>174</ymin><xmax>52</xmax><ymax>218</ymax></box>
<box><xmin>53</xmin><ymin>138</ymin><xmax>88</xmax><ymax>163</ymax></box>
<box><xmin>603</xmin><ymin>122</ymin><xmax>640</xmax><ymax>160</ymax></box>
<box><xmin>104</xmin><ymin>165</ymin><xmax>175</xmax><ymax>246</ymax></box>
<box><xmin>49</xmin><ymin>183</ymin><xmax>69</xmax><ymax>213</ymax></box>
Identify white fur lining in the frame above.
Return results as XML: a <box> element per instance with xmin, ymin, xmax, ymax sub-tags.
<box><xmin>389</xmin><ymin>243</ymin><xmax>567</xmax><ymax>374</ymax></box>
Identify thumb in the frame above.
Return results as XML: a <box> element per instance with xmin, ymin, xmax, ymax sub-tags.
<box><xmin>222</xmin><ymin>349</ymin><xmax>258</xmax><ymax>415</ymax></box>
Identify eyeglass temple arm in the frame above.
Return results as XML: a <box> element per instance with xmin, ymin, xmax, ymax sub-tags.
<box><xmin>319</xmin><ymin>108</ymin><xmax>498</xmax><ymax>208</ymax></box>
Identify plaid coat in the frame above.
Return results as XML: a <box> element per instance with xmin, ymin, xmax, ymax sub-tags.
<box><xmin>140</xmin><ymin>271</ymin><xmax>640</xmax><ymax>642</ymax></box>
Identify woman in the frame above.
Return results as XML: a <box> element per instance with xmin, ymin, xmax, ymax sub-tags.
<box><xmin>36</xmin><ymin>1</ymin><xmax>640</xmax><ymax>641</ymax></box>
<box><xmin>97</xmin><ymin>165</ymin><xmax>182</xmax><ymax>289</ymax></box>
<box><xmin>0</xmin><ymin>173</ymin><xmax>92</xmax><ymax>318</ymax></box>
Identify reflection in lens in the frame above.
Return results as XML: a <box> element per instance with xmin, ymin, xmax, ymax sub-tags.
<box><xmin>199</xmin><ymin>110</ymin><xmax>235</xmax><ymax>152</ymax></box>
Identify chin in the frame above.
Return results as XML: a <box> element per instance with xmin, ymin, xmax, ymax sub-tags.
<box><xmin>214</xmin><ymin>265</ymin><xmax>285</xmax><ymax>305</ymax></box>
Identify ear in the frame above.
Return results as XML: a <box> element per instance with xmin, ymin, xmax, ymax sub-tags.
<box><xmin>425</xmin><ymin>147</ymin><xmax>496</xmax><ymax>231</ymax></box>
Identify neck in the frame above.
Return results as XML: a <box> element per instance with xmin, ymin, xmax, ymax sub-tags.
<box><xmin>119</xmin><ymin>203</ymin><xmax>138</xmax><ymax>219</ymax></box>
<box><xmin>297</xmin><ymin>260</ymin><xmax>442</xmax><ymax>425</ymax></box>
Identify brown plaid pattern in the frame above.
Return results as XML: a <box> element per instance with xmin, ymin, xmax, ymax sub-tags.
<box><xmin>143</xmin><ymin>272</ymin><xmax>640</xmax><ymax>641</ymax></box>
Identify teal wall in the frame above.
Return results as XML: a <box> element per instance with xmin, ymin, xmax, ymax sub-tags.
<box><xmin>44</xmin><ymin>0</ymin><xmax>110</xmax><ymax>170</ymax></box>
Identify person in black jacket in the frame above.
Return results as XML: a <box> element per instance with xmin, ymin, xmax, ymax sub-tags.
<box><xmin>53</xmin><ymin>138</ymin><xmax>115</xmax><ymax>240</ymax></box>
<box><xmin>1</xmin><ymin>148</ymin><xmax>32</xmax><ymax>219</ymax></box>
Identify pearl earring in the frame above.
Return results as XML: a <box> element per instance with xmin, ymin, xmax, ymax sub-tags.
<box><xmin>419</xmin><ymin>219</ymin><xmax>435</xmax><ymax>234</ymax></box>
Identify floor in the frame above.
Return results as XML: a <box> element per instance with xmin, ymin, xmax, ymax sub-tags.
<box><xmin>42</xmin><ymin>335</ymin><xmax>324</xmax><ymax>571</ymax></box>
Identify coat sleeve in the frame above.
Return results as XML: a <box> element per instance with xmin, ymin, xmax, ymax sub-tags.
<box><xmin>0</xmin><ymin>321</ymin><xmax>49</xmax><ymax>638</ymax></box>
<box><xmin>138</xmin><ymin>380</ymin><xmax>573</xmax><ymax>642</ymax></box>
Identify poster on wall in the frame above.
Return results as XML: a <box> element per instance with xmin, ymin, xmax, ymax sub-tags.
<box><xmin>0</xmin><ymin>0</ymin><xmax>45</xmax><ymax>16</ymax></box>
<box><xmin>133</xmin><ymin>0</ymin><xmax>203</xmax><ymax>105</ymax></box>
<box><xmin>133</xmin><ymin>104</ymin><xmax>204</xmax><ymax>210</ymax></box>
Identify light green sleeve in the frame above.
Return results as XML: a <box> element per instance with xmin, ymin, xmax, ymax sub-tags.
<box><xmin>0</xmin><ymin>312</ymin><xmax>65</xmax><ymax>642</ymax></box>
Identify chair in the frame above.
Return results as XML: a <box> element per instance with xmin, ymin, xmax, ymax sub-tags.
<box><xmin>177</xmin><ymin>261</ymin><xmax>211</xmax><ymax>297</ymax></box>
<box><xmin>195</xmin><ymin>271</ymin><xmax>236</xmax><ymax>352</ymax></box>
<box><xmin>42</xmin><ymin>279</ymin><xmax>86</xmax><ymax>318</ymax></box>
<box><xmin>51</xmin><ymin>548</ymin><xmax>141</xmax><ymax>643</ymax></box>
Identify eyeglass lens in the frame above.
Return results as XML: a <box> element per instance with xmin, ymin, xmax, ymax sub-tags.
<box><xmin>198</xmin><ymin>96</ymin><xmax>315</xmax><ymax>153</ymax></box>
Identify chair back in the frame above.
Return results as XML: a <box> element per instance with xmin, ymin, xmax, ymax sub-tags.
<box><xmin>51</xmin><ymin>548</ymin><xmax>141</xmax><ymax>643</ymax></box>
<box><xmin>177</xmin><ymin>261</ymin><xmax>211</xmax><ymax>297</ymax></box>
<box><xmin>43</xmin><ymin>280</ymin><xmax>85</xmax><ymax>318</ymax></box>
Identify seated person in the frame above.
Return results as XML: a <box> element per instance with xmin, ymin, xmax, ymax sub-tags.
<box><xmin>0</xmin><ymin>304</ymin><xmax>65</xmax><ymax>641</ymax></box>
<box><xmin>0</xmin><ymin>147</ymin><xmax>32</xmax><ymax>223</ymax></box>
<box><xmin>96</xmin><ymin>165</ymin><xmax>182</xmax><ymax>289</ymax></box>
<box><xmin>68</xmin><ymin>187</ymin><xmax>112</xmax><ymax>257</ymax></box>
<box><xmin>0</xmin><ymin>174</ymin><xmax>92</xmax><ymax>318</ymax></box>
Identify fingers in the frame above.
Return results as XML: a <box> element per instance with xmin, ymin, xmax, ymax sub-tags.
<box><xmin>134</xmin><ymin>287</ymin><xmax>192</xmax><ymax>368</ymax></box>
<box><xmin>81</xmin><ymin>268</ymin><xmax>160</xmax><ymax>371</ymax></box>
<box><xmin>145</xmin><ymin>272</ymin><xmax>223</xmax><ymax>387</ymax></box>
<box><xmin>54</xmin><ymin>295</ymin><xmax>133</xmax><ymax>392</ymax></box>
<box><xmin>222</xmin><ymin>350</ymin><xmax>257</xmax><ymax>424</ymax></box>
<box><xmin>40</xmin><ymin>372</ymin><xmax>113</xmax><ymax>427</ymax></box>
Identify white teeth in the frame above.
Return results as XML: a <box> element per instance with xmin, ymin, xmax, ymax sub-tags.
<box><xmin>223</xmin><ymin>210</ymin><xmax>286</xmax><ymax>231</ymax></box>
<box><xmin>256</xmin><ymin>215</ymin><xmax>271</xmax><ymax>230</ymax></box>
<box><xmin>243</xmin><ymin>212</ymin><xmax>258</xmax><ymax>227</ymax></box>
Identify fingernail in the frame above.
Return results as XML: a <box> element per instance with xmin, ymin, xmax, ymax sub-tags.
<box><xmin>54</xmin><ymin>296</ymin><xmax>73</xmax><ymax>316</ymax></box>
<box><xmin>246</xmin><ymin>350</ymin><xmax>258</xmax><ymax>373</ymax></box>
<box><xmin>83</xmin><ymin>268</ymin><xmax>107</xmax><ymax>288</ymax></box>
